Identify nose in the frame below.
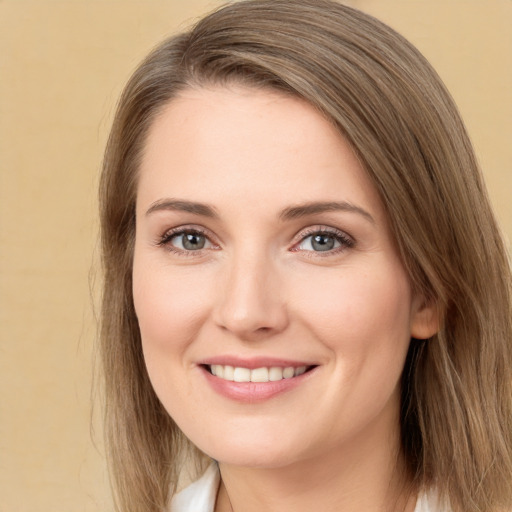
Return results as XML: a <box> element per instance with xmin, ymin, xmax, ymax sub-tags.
<box><xmin>213</xmin><ymin>250</ymin><xmax>289</xmax><ymax>341</ymax></box>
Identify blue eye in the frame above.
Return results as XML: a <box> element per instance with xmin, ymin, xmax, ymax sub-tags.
<box><xmin>296</xmin><ymin>230</ymin><xmax>353</xmax><ymax>253</ymax></box>
<box><xmin>299</xmin><ymin>233</ymin><xmax>340</xmax><ymax>252</ymax></box>
<box><xmin>165</xmin><ymin>230</ymin><xmax>213</xmax><ymax>251</ymax></box>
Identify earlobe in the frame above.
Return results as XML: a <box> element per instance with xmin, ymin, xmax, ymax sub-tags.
<box><xmin>410</xmin><ymin>297</ymin><xmax>441</xmax><ymax>340</ymax></box>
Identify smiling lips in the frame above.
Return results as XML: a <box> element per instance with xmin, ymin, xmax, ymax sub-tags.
<box><xmin>201</xmin><ymin>360</ymin><xmax>316</xmax><ymax>402</ymax></box>
<box><xmin>209</xmin><ymin>364</ymin><xmax>309</xmax><ymax>383</ymax></box>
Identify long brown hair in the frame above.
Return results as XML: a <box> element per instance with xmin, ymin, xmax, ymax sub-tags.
<box><xmin>99</xmin><ymin>1</ymin><xmax>512</xmax><ymax>511</ymax></box>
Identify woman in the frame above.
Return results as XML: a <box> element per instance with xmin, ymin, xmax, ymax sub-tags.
<box><xmin>98</xmin><ymin>1</ymin><xmax>512</xmax><ymax>511</ymax></box>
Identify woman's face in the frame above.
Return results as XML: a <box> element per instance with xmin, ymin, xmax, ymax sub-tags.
<box><xmin>133</xmin><ymin>86</ymin><xmax>434</xmax><ymax>468</ymax></box>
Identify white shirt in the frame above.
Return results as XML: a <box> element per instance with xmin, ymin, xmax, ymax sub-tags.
<box><xmin>170</xmin><ymin>464</ymin><xmax>446</xmax><ymax>512</ymax></box>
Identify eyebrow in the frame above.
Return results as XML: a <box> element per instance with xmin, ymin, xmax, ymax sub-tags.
<box><xmin>145</xmin><ymin>199</ymin><xmax>219</xmax><ymax>218</ymax></box>
<box><xmin>279</xmin><ymin>201</ymin><xmax>375</xmax><ymax>224</ymax></box>
<box><xmin>145</xmin><ymin>198</ymin><xmax>374</xmax><ymax>224</ymax></box>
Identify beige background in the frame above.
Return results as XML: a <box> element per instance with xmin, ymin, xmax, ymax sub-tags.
<box><xmin>0</xmin><ymin>1</ymin><xmax>510</xmax><ymax>510</ymax></box>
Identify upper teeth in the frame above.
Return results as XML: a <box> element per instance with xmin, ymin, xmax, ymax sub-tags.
<box><xmin>210</xmin><ymin>365</ymin><xmax>307</xmax><ymax>382</ymax></box>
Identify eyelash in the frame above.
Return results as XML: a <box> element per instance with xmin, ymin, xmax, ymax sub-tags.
<box><xmin>157</xmin><ymin>225</ymin><xmax>355</xmax><ymax>258</ymax></box>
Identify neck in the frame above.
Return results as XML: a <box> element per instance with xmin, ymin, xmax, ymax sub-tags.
<box><xmin>214</xmin><ymin>411</ymin><xmax>416</xmax><ymax>512</ymax></box>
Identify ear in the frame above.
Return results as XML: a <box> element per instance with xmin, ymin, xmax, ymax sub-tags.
<box><xmin>410</xmin><ymin>295</ymin><xmax>440</xmax><ymax>340</ymax></box>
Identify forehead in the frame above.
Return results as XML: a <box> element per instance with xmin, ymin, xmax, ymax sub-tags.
<box><xmin>137</xmin><ymin>86</ymin><xmax>385</xmax><ymax>224</ymax></box>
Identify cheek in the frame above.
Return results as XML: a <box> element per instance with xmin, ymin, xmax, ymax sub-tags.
<box><xmin>292</xmin><ymin>264</ymin><xmax>413</xmax><ymax>433</ymax></box>
<box><xmin>132</xmin><ymin>260</ymin><xmax>215</xmax><ymax>418</ymax></box>
<box><xmin>132</xmin><ymin>260</ymin><xmax>212</xmax><ymax>356</ymax></box>
<box><xmin>293</xmin><ymin>262</ymin><xmax>413</xmax><ymax>361</ymax></box>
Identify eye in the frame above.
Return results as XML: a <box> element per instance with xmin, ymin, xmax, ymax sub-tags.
<box><xmin>299</xmin><ymin>233</ymin><xmax>340</xmax><ymax>252</ymax></box>
<box><xmin>294</xmin><ymin>228</ymin><xmax>354</xmax><ymax>254</ymax></box>
<box><xmin>158</xmin><ymin>227</ymin><xmax>216</xmax><ymax>254</ymax></box>
<box><xmin>172</xmin><ymin>231</ymin><xmax>211</xmax><ymax>250</ymax></box>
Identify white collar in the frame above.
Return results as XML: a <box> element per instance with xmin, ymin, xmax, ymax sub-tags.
<box><xmin>170</xmin><ymin>463</ymin><xmax>220</xmax><ymax>512</ymax></box>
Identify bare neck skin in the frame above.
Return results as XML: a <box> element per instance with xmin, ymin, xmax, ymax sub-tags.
<box><xmin>214</xmin><ymin>396</ymin><xmax>416</xmax><ymax>512</ymax></box>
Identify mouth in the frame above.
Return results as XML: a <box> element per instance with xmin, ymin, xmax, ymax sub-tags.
<box><xmin>199</xmin><ymin>359</ymin><xmax>318</xmax><ymax>402</ymax></box>
<box><xmin>203</xmin><ymin>364</ymin><xmax>316</xmax><ymax>383</ymax></box>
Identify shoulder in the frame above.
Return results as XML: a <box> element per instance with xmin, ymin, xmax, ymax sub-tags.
<box><xmin>169</xmin><ymin>463</ymin><xmax>220</xmax><ymax>512</ymax></box>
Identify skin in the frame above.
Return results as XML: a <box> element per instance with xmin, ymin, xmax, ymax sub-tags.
<box><xmin>133</xmin><ymin>86</ymin><xmax>438</xmax><ymax>512</ymax></box>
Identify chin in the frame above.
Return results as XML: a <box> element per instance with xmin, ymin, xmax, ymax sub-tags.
<box><xmin>193</xmin><ymin>432</ymin><xmax>303</xmax><ymax>469</ymax></box>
